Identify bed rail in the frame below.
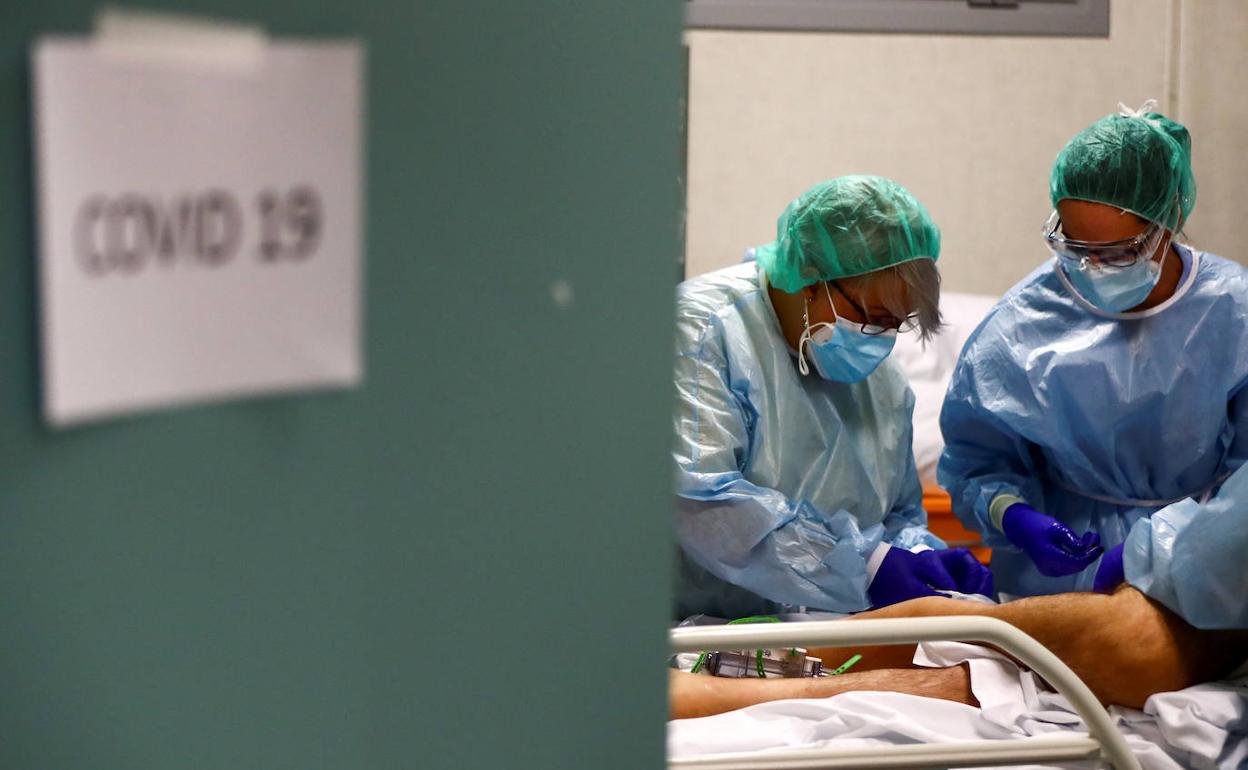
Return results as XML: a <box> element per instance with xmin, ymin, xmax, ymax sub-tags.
<box><xmin>669</xmin><ymin>616</ymin><xmax>1140</xmax><ymax>770</ymax></box>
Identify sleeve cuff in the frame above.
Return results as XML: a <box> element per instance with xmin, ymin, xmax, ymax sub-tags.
<box><xmin>865</xmin><ymin>541</ymin><xmax>892</xmax><ymax>585</ymax></box>
<box><xmin>990</xmin><ymin>494</ymin><xmax>1025</xmax><ymax>533</ymax></box>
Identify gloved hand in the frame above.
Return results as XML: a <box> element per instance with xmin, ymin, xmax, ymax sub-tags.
<box><xmin>930</xmin><ymin>547</ymin><xmax>995</xmax><ymax>597</ymax></box>
<box><xmin>1002</xmin><ymin>503</ymin><xmax>1103</xmax><ymax>577</ymax></box>
<box><xmin>868</xmin><ymin>546</ymin><xmax>991</xmax><ymax>608</ymax></box>
<box><xmin>1093</xmin><ymin>543</ymin><xmax>1126</xmax><ymax>593</ymax></box>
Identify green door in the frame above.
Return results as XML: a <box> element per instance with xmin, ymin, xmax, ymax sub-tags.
<box><xmin>0</xmin><ymin>2</ymin><xmax>680</xmax><ymax>767</ymax></box>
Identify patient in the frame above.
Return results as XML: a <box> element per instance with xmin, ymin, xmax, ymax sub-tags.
<box><xmin>670</xmin><ymin>586</ymin><xmax>1248</xmax><ymax>720</ymax></box>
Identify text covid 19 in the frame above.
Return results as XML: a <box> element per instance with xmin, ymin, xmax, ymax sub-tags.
<box><xmin>72</xmin><ymin>186</ymin><xmax>324</xmax><ymax>276</ymax></box>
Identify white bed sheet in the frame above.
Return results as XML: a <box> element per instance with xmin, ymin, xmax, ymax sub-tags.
<box><xmin>669</xmin><ymin>641</ymin><xmax>1248</xmax><ymax>770</ymax></box>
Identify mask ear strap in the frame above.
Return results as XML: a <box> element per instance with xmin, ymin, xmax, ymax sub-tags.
<box><xmin>822</xmin><ymin>281</ymin><xmax>840</xmax><ymax>324</ymax></box>
<box><xmin>798</xmin><ymin>281</ymin><xmax>839</xmax><ymax>376</ymax></box>
<box><xmin>797</xmin><ymin>296</ymin><xmax>814</xmax><ymax>376</ymax></box>
<box><xmin>1154</xmin><ymin>197</ymin><xmax>1182</xmax><ymax>264</ymax></box>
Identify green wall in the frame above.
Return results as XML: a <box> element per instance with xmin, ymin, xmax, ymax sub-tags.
<box><xmin>0</xmin><ymin>2</ymin><xmax>680</xmax><ymax>767</ymax></box>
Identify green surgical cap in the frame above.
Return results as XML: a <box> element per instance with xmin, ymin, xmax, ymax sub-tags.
<box><xmin>757</xmin><ymin>175</ymin><xmax>940</xmax><ymax>292</ymax></box>
<box><xmin>1050</xmin><ymin>102</ymin><xmax>1196</xmax><ymax>231</ymax></box>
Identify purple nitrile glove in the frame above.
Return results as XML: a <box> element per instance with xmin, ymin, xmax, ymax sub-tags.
<box><xmin>868</xmin><ymin>546</ymin><xmax>958</xmax><ymax>608</ymax></box>
<box><xmin>931</xmin><ymin>547</ymin><xmax>995</xmax><ymax>598</ymax></box>
<box><xmin>1002</xmin><ymin>503</ymin><xmax>1103</xmax><ymax>577</ymax></box>
<box><xmin>1093</xmin><ymin>543</ymin><xmax>1126</xmax><ymax>593</ymax></box>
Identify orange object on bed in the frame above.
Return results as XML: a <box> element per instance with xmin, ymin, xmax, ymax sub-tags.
<box><xmin>923</xmin><ymin>486</ymin><xmax>991</xmax><ymax>564</ymax></box>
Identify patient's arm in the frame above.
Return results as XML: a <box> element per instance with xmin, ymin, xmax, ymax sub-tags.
<box><xmin>669</xmin><ymin>664</ymin><xmax>975</xmax><ymax>720</ymax></box>
<box><xmin>670</xmin><ymin>587</ymin><xmax>1248</xmax><ymax>719</ymax></box>
<box><xmin>809</xmin><ymin>586</ymin><xmax>1248</xmax><ymax>709</ymax></box>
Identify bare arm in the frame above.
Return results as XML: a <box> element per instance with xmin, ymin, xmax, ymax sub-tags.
<box><xmin>670</xmin><ymin>664</ymin><xmax>975</xmax><ymax>720</ymax></box>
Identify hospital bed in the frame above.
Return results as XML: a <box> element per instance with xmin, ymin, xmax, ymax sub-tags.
<box><xmin>668</xmin><ymin>617</ymin><xmax>1140</xmax><ymax>770</ymax></box>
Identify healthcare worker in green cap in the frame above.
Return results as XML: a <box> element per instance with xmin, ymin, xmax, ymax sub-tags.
<box><xmin>941</xmin><ymin>102</ymin><xmax>1248</xmax><ymax>627</ymax></box>
<box><xmin>673</xmin><ymin>175</ymin><xmax>993</xmax><ymax>619</ymax></box>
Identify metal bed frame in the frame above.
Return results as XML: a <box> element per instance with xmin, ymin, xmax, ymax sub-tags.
<box><xmin>669</xmin><ymin>616</ymin><xmax>1141</xmax><ymax>770</ymax></box>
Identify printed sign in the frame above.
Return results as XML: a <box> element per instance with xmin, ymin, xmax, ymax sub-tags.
<box><xmin>33</xmin><ymin>37</ymin><xmax>364</xmax><ymax>426</ymax></box>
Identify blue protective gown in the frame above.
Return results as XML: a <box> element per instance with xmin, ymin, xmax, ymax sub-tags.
<box><xmin>939</xmin><ymin>246</ymin><xmax>1248</xmax><ymax>623</ymax></box>
<box><xmin>1127</xmin><ymin>460</ymin><xmax>1248</xmax><ymax>629</ymax></box>
<box><xmin>674</xmin><ymin>261</ymin><xmax>943</xmax><ymax>619</ymax></box>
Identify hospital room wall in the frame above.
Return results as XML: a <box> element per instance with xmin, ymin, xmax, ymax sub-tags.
<box><xmin>1178</xmin><ymin>3</ymin><xmax>1248</xmax><ymax>263</ymax></box>
<box><xmin>684</xmin><ymin>0</ymin><xmax>1248</xmax><ymax>296</ymax></box>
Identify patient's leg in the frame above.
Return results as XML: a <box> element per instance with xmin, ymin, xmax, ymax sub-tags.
<box><xmin>808</xmin><ymin>587</ymin><xmax>1248</xmax><ymax>709</ymax></box>
<box><xmin>669</xmin><ymin>664</ymin><xmax>975</xmax><ymax>720</ymax></box>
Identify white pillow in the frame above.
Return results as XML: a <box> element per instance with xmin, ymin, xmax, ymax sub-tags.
<box><xmin>893</xmin><ymin>292</ymin><xmax>998</xmax><ymax>487</ymax></box>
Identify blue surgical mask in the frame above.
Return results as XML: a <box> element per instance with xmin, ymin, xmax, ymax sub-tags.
<box><xmin>1063</xmin><ymin>255</ymin><xmax>1163</xmax><ymax>313</ymax></box>
<box><xmin>798</xmin><ymin>286</ymin><xmax>897</xmax><ymax>383</ymax></box>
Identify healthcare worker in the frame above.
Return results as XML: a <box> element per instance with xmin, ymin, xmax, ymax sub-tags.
<box><xmin>1122</xmin><ymin>457</ymin><xmax>1248</xmax><ymax>629</ymax></box>
<box><xmin>940</xmin><ymin>102</ymin><xmax>1248</xmax><ymax>616</ymax></box>
<box><xmin>674</xmin><ymin>175</ymin><xmax>993</xmax><ymax>619</ymax></box>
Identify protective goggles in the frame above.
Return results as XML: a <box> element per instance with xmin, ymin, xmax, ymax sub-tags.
<box><xmin>1042</xmin><ymin>210</ymin><xmax>1167</xmax><ymax>269</ymax></box>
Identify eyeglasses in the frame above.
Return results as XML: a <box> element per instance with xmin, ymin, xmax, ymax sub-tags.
<box><xmin>828</xmin><ymin>281</ymin><xmax>915</xmax><ymax>336</ymax></box>
<box><xmin>1042</xmin><ymin>211</ymin><xmax>1166</xmax><ymax>269</ymax></box>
